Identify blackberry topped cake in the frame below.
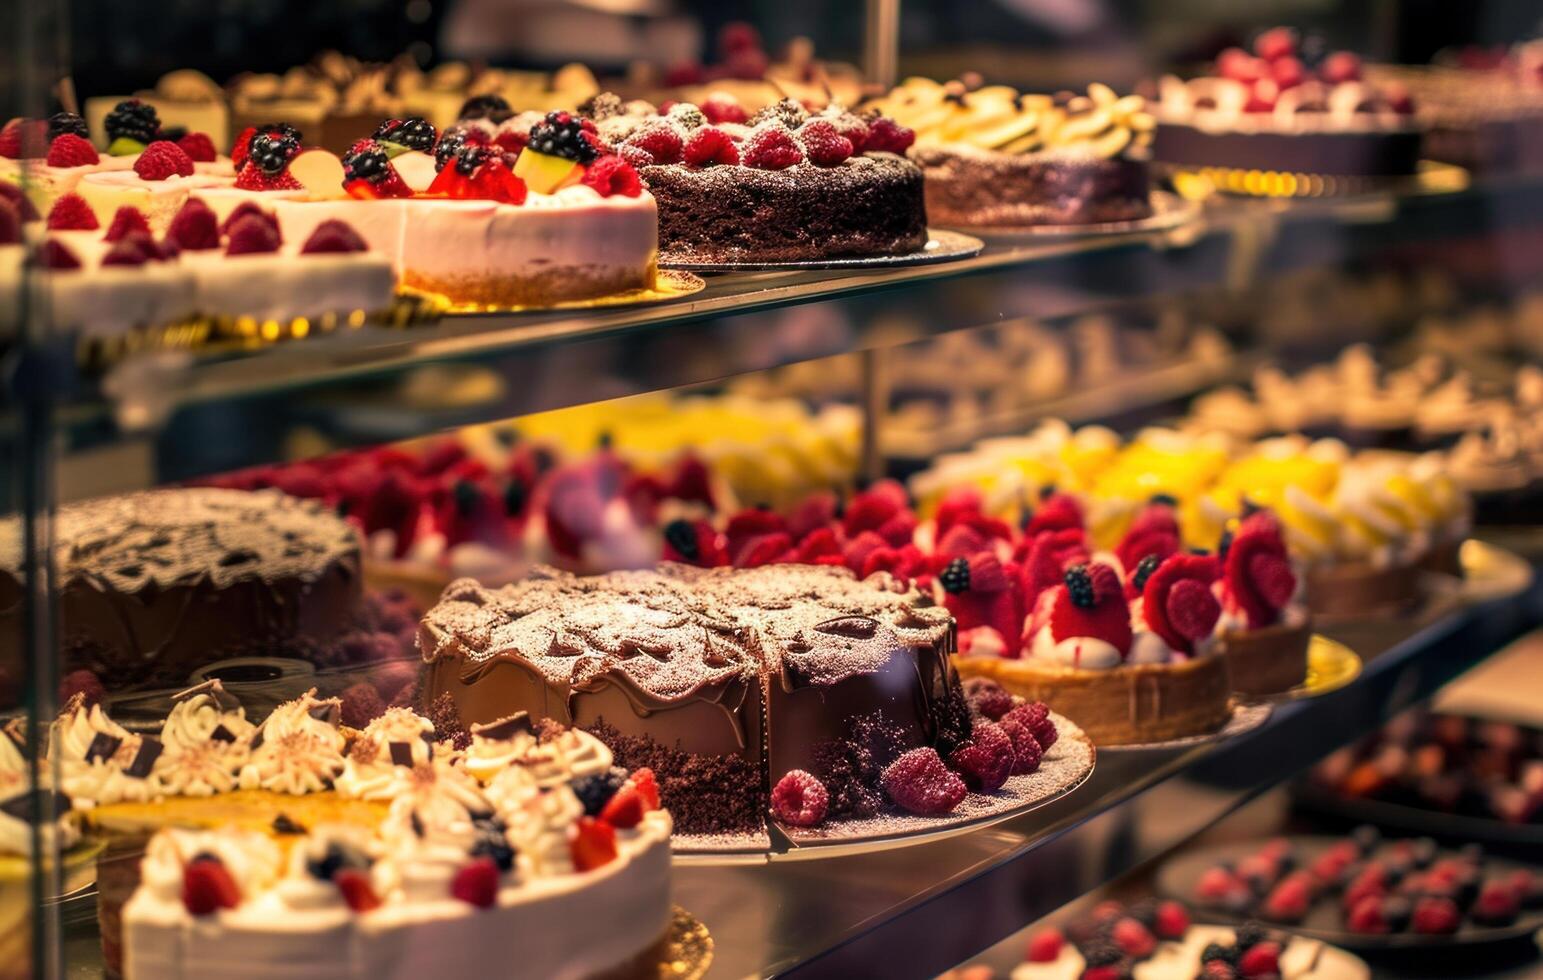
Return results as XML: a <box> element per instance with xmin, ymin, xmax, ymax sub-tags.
<box><xmin>581</xmin><ymin>93</ymin><xmax>928</xmax><ymax>263</ymax></box>
<box><xmin>1152</xmin><ymin>28</ymin><xmax>1423</xmax><ymax>183</ymax></box>
<box><xmin>866</xmin><ymin>78</ymin><xmax>1156</xmax><ymax>227</ymax></box>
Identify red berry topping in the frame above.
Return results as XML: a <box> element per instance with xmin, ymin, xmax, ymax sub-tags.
<box><xmin>333</xmin><ymin>868</ymin><xmax>382</xmax><ymax>912</ymax></box>
<box><xmin>864</xmin><ymin>117</ymin><xmax>915</xmax><ymax>154</ymax></box>
<box><xmin>1473</xmin><ymin>879</ymin><xmax>1521</xmax><ymax>925</ymax></box>
<box><xmin>219</xmin><ymin>200</ymin><xmax>276</xmax><ymax>236</ymax></box>
<box><xmin>1025</xmin><ymin>928</ymin><xmax>1064</xmax><ymax>963</ymax></box>
<box><xmin>182</xmin><ymin>856</ymin><xmax>241</xmax><ymax>915</ymax></box>
<box><xmin>624</xmin><ymin>122</ymin><xmax>685</xmax><ymax>165</ymax></box>
<box><xmin>0</xmin><ymin>200</ymin><xmax>18</xmax><ymax>245</ymax></box>
<box><xmin>1320</xmin><ymin>51</ymin><xmax>1363</xmax><ymax>84</ymax></box>
<box><xmin>1271</xmin><ymin>56</ymin><xmax>1307</xmax><ymax>90</ymax></box>
<box><xmin>1112</xmin><ymin>917</ymin><xmax>1157</xmax><ymax>959</ymax></box>
<box><xmin>965</xmin><ymin>678</ymin><xmax>1014</xmax><ymax>720</ymax></box>
<box><xmin>701</xmin><ymin>93</ymin><xmax>749</xmax><ymax>125</ymax></box>
<box><xmin>798</xmin><ymin>119</ymin><xmax>854</xmax><ymax>167</ymax></box>
<box><xmin>1001</xmin><ymin>700</ymin><xmax>1057</xmax><ymax>751</ymax></box>
<box><xmin>0</xmin><ymin>120</ymin><xmax>23</xmax><ymax>159</ymax></box>
<box><xmin>1346</xmin><ymin>894</ymin><xmax>1388</xmax><ymax>934</ymax></box>
<box><xmin>225</xmin><ymin>213</ymin><xmax>282</xmax><ymax>255</ymax></box>
<box><xmin>629</xmin><ymin>767</ymin><xmax>661</xmax><ymax>811</ymax></box>
<box><xmin>0</xmin><ymin>119</ymin><xmax>47</xmax><ymax>159</ymax></box>
<box><xmin>45</xmin><ymin>133</ymin><xmax>98</xmax><ymax>168</ymax></box>
<box><xmin>230</xmin><ymin>126</ymin><xmax>259</xmax><ymax>170</ymax></box>
<box><xmin>1202</xmin><ymin>963</ymin><xmax>1237</xmax><ymax>980</ymax></box>
<box><xmin>1237</xmin><ymin>939</ymin><xmax>1281</xmax><ymax>978</ymax></box>
<box><xmin>470</xmin><ymin>157</ymin><xmax>528</xmax><ymax>204</ymax></box>
<box><xmin>1411</xmin><ymin>896</ymin><xmax>1461</xmax><ymax>934</ymax></box>
<box><xmin>234</xmin><ymin>160</ymin><xmax>303</xmax><ymax>191</ymax></box>
<box><xmin>300</xmin><ymin>219</ymin><xmax>368</xmax><ymax>255</ymax></box>
<box><xmin>103</xmin><ymin>206</ymin><xmax>150</xmax><ymax>242</ymax></box>
<box><xmin>741</xmin><ymin>125</ymin><xmax>804</xmax><ymax>170</ymax></box>
<box><xmin>1153</xmin><ymin>900</ymin><xmax>1189</xmax><ymax>940</ymax></box>
<box><xmin>948</xmin><ymin>720</ymin><xmax>1016</xmax><ymax>793</ymax></box>
<box><xmin>771</xmin><ymin>769</ymin><xmax>829</xmax><ymax>827</ymax></box>
<box><xmin>1049</xmin><ymin>562</ymin><xmax>1132</xmax><ymax>656</ymax></box>
<box><xmin>0</xmin><ymin>182</ymin><xmax>38</xmax><ymax>222</ymax></box>
<box><xmin>570</xmin><ymin>815</ymin><xmax>618</xmax><ymax>871</ymax></box>
<box><xmin>1254</xmin><ymin>27</ymin><xmax>1297</xmax><ymax>61</ymax></box>
<box><xmin>682</xmin><ymin>126</ymin><xmax>740</xmax><ymax>167</ymax></box>
<box><xmin>1115</xmin><ymin>501</ymin><xmax>1181</xmax><ymax>574</ymax></box>
<box><xmin>581</xmin><ymin>156</ymin><xmax>642</xmax><ymax>198</ymax></box>
<box><xmin>1224</xmin><ymin>511</ymin><xmax>1296</xmax><ymax>628</ymax></box>
<box><xmin>1217</xmin><ymin>48</ymin><xmax>1264</xmax><ymax>84</ymax></box>
<box><xmin>882</xmin><ymin>747</ymin><xmax>967</xmax><ymax>815</ymax></box>
<box><xmin>599</xmin><ymin>783</ymin><xmax>645</xmax><ymax>829</ymax></box>
<box><xmin>1262</xmin><ymin>873</ymin><xmax>1312</xmax><ymax>922</ymax></box>
<box><xmin>177</xmin><ymin>132</ymin><xmax>218</xmax><ymax>162</ymax></box>
<box><xmin>33</xmin><ymin>238</ymin><xmax>81</xmax><ymax>269</ymax></box>
<box><xmin>450</xmin><ymin>856</ymin><xmax>500</xmax><ymax>908</ymax></box>
<box><xmin>1141</xmin><ymin>552</ymin><xmax>1222</xmax><ymax>654</ymax></box>
<box><xmin>45</xmin><ymin>193</ymin><xmax>98</xmax><ymax>231</ymax></box>
<box><xmin>829</xmin><ymin>114</ymin><xmax>870</xmax><ymax>154</ymax></box>
<box><xmin>1024</xmin><ymin>493</ymin><xmax>1085</xmax><ymax>535</ymax></box>
<box><xmin>997</xmin><ymin>718</ymin><xmax>1044</xmax><ymax>776</ymax></box>
<box><xmin>133</xmin><ymin>140</ymin><xmax>194</xmax><ymax>181</ymax></box>
<box><xmin>102</xmin><ymin>236</ymin><xmax>151</xmax><ymax>266</ymax></box>
<box><xmin>167</xmin><ymin>198</ymin><xmax>219</xmax><ymax>250</ymax></box>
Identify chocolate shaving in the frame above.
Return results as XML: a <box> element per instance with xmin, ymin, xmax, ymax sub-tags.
<box><xmin>84</xmin><ymin>732</ymin><xmax>122</xmax><ymax>764</ymax></box>
<box><xmin>209</xmin><ymin>724</ymin><xmax>237</xmax><ymax>743</ymax></box>
<box><xmin>271</xmin><ymin>813</ymin><xmax>306</xmax><ymax>835</ymax></box>
<box><xmin>308</xmin><ymin>700</ymin><xmax>342</xmax><ymax>726</ymax></box>
<box><xmin>388</xmin><ymin>741</ymin><xmax>415</xmax><ymax>767</ymax></box>
<box><xmin>125</xmin><ymin>736</ymin><xmax>163</xmax><ymax>778</ymax></box>
<box><xmin>0</xmin><ymin>789</ymin><xmax>73</xmax><ymax>823</ymax></box>
<box><xmin>470</xmin><ymin>711</ymin><xmax>533</xmax><ymax>742</ymax></box>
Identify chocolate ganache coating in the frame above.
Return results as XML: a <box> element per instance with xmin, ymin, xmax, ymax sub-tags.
<box><xmin>0</xmin><ymin>488</ymin><xmax>362</xmax><ymax>691</ymax></box>
<box><xmin>418</xmin><ymin>563</ymin><xmax>960</xmax><ymax>827</ymax></box>
<box><xmin>911</xmin><ymin>146</ymin><xmax>1153</xmax><ymax>226</ymax></box>
<box><xmin>640</xmin><ymin>153</ymin><xmax>929</xmax><ymax>263</ymax></box>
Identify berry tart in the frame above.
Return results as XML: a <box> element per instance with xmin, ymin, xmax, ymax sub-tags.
<box><xmin>592</xmin><ymin>94</ymin><xmax>929</xmax><ymax>263</ymax></box>
<box><xmin>1152</xmin><ymin>28</ymin><xmax>1423</xmax><ymax>185</ymax></box>
<box><xmin>1215</xmin><ymin>512</ymin><xmax>1312</xmax><ymax>697</ymax></box>
<box><xmin>1015</xmin><ymin>900</ymin><xmax>1364</xmax><ymax>980</ymax></box>
<box><xmin>867</xmin><ymin>78</ymin><xmax>1157</xmax><ymax>227</ymax></box>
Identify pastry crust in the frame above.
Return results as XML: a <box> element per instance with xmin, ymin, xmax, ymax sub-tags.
<box><xmin>1220</xmin><ymin>618</ymin><xmax>1311</xmax><ymax>698</ymax></box>
<box><xmin>1306</xmin><ymin>560</ymin><xmax>1422</xmax><ymax>616</ymax></box>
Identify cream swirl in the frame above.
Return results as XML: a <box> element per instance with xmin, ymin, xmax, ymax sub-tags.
<box><xmin>335</xmin><ymin>708</ymin><xmax>436</xmax><ymax>801</ymax></box>
<box><xmin>491</xmin><ymin>776</ymin><xmax>584</xmax><ymax>878</ymax></box>
<box><xmin>0</xmin><ymin>723</ymin><xmax>79</xmax><ymax>856</ymax></box>
<box><xmin>50</xmin><ymin>695</ymin><xmax>157</xmax><ymax>807</ymax></box>
<box><xmin>379</xmin><ymin>761</ymin><xmax>496</xmax><ymax>902</ymax></box>
<box><xmin>461</xmin><ymin>714</ymin><xmax>613</xmax><ymax>788</ymax></box>
<box><xmin>154</xmin><ymin>680</ymin><xmax>254</xmax><ymax>797</ymax></box>
<box><xmin>1029</xmin><ymin>627</ymin><xmax>1122</xmax><ymax>669</ymax></box>
<box><xmin>238</xmin><ymin>690</ymin><xmax>345</xmax><ymax>795</ymax></box>
<box><xmin>137</xmin><ymin>827</ymin><xmax>282</xmax><ymax>909</ymax></box>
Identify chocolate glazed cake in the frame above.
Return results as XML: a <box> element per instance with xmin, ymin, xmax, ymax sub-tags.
<box><xmin>417</xmin><ymin>563</ymin><xmax>965</xmax><ymax>835</ymax></box>
<box><xmin>640</xmin><ymin>154</ymin><xmax>929</xmax><ymax>263</ymax></box>
<box><xmin>0</xmin><ymin>488</ymin><xmax>362</xmax><ymax>690</ymax></box>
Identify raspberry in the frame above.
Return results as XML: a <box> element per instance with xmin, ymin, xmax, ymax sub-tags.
<box><xmin>1262</xmin><ymin>874</ymin><xmax>1311</xmax><ymax>922</ymax></box>
<box><xmin>0</xmin><ymin>182</ymin><xmax>38</xmax><ymax>221</ymax></box>
<box><xmin>581</xmin><ymin>156</ymin><xmax>642</xmax><ymax>198</ymax></box>
<box><xmin>741</xmin><ymin>124</ymin><xmax>804</xmax><ymax>170</ymax></box>
<box><xmin>225</xmin><ymin>213</ymin><xmax>282</xmax><ymax>255</ymax></box>
<box><xmin>1202</xmin><ymin>963</ymin><xmax>1237</xmax><ymax>980</ymax></box>
<box><xmin>1050</xmin><ymin>565</ymin><xmax>1133</xmax><ymax>655</ymax></box>
<box><xmin>1025</xmin><ymin>492</ymin><xmax>1085</xmax><ymax>535</ymax></box>
<box><xmin>998</xmin><ymin>719</ymin><xmax>1043</xmax><ymax>775</ymax></box>
<box><xmin>937</xmin><ymin>525</ymin><xmax>990</xmax><ymax>562</ymax></box>
<box><xmin>1198</xmin><ymin>866</ymin><xmax>1240</xmax><ymax>901</ymax></box>
<box><xmin>219</xmin><ymin>200</ymin><xmax>276</xmax><ymax>236</ymax></box>
<box><xmin>339</xmin><ymin>681</ymin><xmax>385</xmax><ymax>728</ymax></box>
<box><xmin>44</xmin><ymin>133</ymin><xmax>97</xmax><ymax>168</ymax></box>
<box><xmin>301</xmin><ymin>219</ymin><xmax>367</xmax><ymax>254</ymax></box>
<box><xmin>450</xmin><ymin>856</ymin><xmax>501</xmax><ymax>908</ymax></box>
<box><xmin>1473</xmin><ymin>880</ymin><xmax>1520</xmax><ymax>925</ymax></box>
<box><xmin>798</xmin><ymin>119</ymin><xmax>853</xmax><ymax>167</ymax></box>
<box><xmin>176</xmin><ymin>132</ymin><xmax>218</xmax><ymax>162</ymax></box>
<box><xmin>599</xmin><ymin>783</ymin><xmax>645</xmax><ymax>829</ymax></box>
<box><xmin>163</xmin><ymin>197</ymin><xmax>217</xmax><ymax>249</ymax></box>
<box><xmin>230</xmin><ymin>126</ymin><xmax>258</xmax><ymax>170</ymax></box>
<box><xmin>104</xmin><ymin>206</ymin><xmax>150</xmax><ymax>242</ymax></box>
<box><xmin>1225</xmin><ymin>512</ymin><xmax>1295</xmax><ymax>628</ymax></box>
<box><xmin>332</xmin><ymin>868</ymin><xmax>381</xmax><ymax>912</ymax></box>
<box><xmin>133</xmin><ymin>140</ymin><xmax>194</xmax><ymax>181</ymax></box>
<box><xmin>948</xmin><ymin>721</ymin><xmax>1015</xmax><ymax>793</ymax></box>
<box><xmin>234</xmin><ymin>161</ymin><xmax>303</xmax><ymax>191</ymax></box>
<box><xmin>1025</xmin><ymin>928</ymin><xmax>1064</xmax><ymax>963</ymax></box>
<box><xmin>734</xmin><ymin>531</ymin><xmax>793</xmax><ymax>568</ymax></box>
<box><xmin>1002</xmin><ymin>701</ymin><xmax>1057</xmax><ymax>751</ymax></box>
<box><xmin>102</xmin><ymin>236</ymin><xmax>150</xmax><ymax>266</ymax></box>
<box><xmin>1320</xmin><ymin>51</ymin><xmax>1364</xmax><ymax>84</ymax></box>
<box><xmin>882</xmin><ymin>747</ymin><xmax>967</xmax><ymax>816</ymax></box>
<box><xmin>771</xmin><ymin>769</ymin><xmax>829</xmax><ymax>827</ymax></box>
<box><xmin>864</xmin><ymin>117</ymin><xmax>915</xmax><ymax>154</ymax></box>
<box><xmin>0</xmin><ymin>119</ymin><xmax>47</xmax><ymax>158</ymax></box>
<box><xmin>1345</xmin><ymin>894</ymin><xmax>1387</xmax><ymax>934</ymax></box>
<box><xmin>964</xmin><ymin>678</ymin><xmax>1014</xmax><ymax>720</ymax></box>
<box><xmin>58</xmin><ymin>669</ymin><xmax>105</xmax><ymax>706</ymax></box>
<box><xmin>875</xmin><ymin>510</ymin><xmax>916</xmax><ymax>547</ymax></box>
<box><xmin>793</xmin><ymin>525</ymin><xmax>843</xmax><ymax>563</ymax></box>
<box><xmin>34</xmin><ymin>238</ymin><xmax>81</xmax><ymax>269</ymax></box>
<box><xmin>825</xmin><ymin>112</ymin><xmax>871</xmax><ymax>154</ymax></box>
<box><xmin>624</xmin><ymin>122</ymin><xmax>685</xmax><ymax>165</ymax></box>
<box><xmin>570</xmin><ymin>816</ymin><xmax>618</xmax><ymax>871</ymax></box>
<box><xmin>1166</xmin><ymin>578</ymin><xmax>1222</xmax><ymax>643</ymax></box>
<box><xmin>629</xmin><ymin>768</ymin><xmax>661</xmax><ymax>811</ymax></box>
<box><xmin>1236</xmin><ymin>940</ymin><xmax>1280</xmax><ymax>978</ymax></box>
<box><xmin>1153</xmin><ymin>900</ymin><xmax>1189</xmax><ymax>940</ymax></box>
<box><xmin>1253</xmin><ymin>27</ymin><xmax>1298</xmax><ymax>62</ymax></box>
<box><xmin>701</xmin><ymin>93</ymin><xmax>749</xmax><ymax>125</ymax></box>
<box><xmin>1112</xmin><ymin>917</ymin><xmax>1156</xmax><ymax>959</ymax></box>
<box><xmin>182</xmin><ymin>856</ymin><xmax>241</xmax><ymax>915</ymax></box>
<box><xmin>683</xmin><ymin>126</ymin><xmax>739</xmax><ymax>167</ymax></box>
<box><xmin>45</xmin><ymin>193</ymin><xmax>97</xmax><ymax>231</ymax></box>
<box><xmin>1247</xmin><ymin>552</ymin><xmax>1296</xmax><ymax>608</ymax></box>
<box><xmin>718</xmin><ymin>21</ymin><xmax>761</xmax><ymax>57</ymax></box>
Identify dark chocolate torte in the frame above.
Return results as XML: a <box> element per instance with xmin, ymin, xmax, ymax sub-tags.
<box><xmin>417</xmin><ymin>563</ymin><xmax>966</xmax><ymax>834</ymax></box>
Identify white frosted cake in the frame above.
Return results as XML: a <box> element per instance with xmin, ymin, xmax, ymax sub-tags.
<box><xmin>76</xmin><ymin>167</ymin><xmax>231</xmax><ymax>233</ymax></box>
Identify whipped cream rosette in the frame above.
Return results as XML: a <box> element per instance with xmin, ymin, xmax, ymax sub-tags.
<box><xmin>335</xmin><ymin>707</ymin><xmax>436</xmax><ymax>801</ymax></box>
<box><xmin>50</xmin><ymin>694</ymin><xmax>161</xmax><ymax>807</ymax></box>
<box><xmin>153</xmin><ymin>680</ymin><xmax>254</xmax><ymax>797</ymax></box>
<box><xmin>237</xmin><ymin>688</ymin><xmax>345</xmax><ymax>795</ymax></box>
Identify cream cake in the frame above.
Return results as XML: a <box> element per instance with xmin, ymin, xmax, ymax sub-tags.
<box><xmin>76</xmin><ymin>154</ymin><xmax>231</xmax><ymax>234</ymax></box>
<box><xmin>0</xmin><ymin>112</ymin><xmax>136</xmax><ymax>212</ymax></box>
<box><xmin>10</xmin><ymin>230</ymin><xmax>196</xmax><ymax>339</ymax></box>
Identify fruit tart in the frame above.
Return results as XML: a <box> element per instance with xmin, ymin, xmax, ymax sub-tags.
<box><xmin>1216</xmin><ymin>511</ymin><xmax>1312</xmax><ymax>697</ymax></box>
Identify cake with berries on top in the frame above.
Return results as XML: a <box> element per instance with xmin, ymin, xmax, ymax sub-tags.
<box><xmin>866</xmin><ymin>78</ymin><xmax>1157</xmax><ymax>227</ymax></box>
<box><xmin>591</xmin><ymin>94</ymin><xmax>928</xmax><ymax>263</ymax></box>
<box><xmin>74</xmin><ymin>139</ymin><xmax>232</xmax><ymax>232</ymax></box>
<box><xmin>1215</xmin><ymin>511</ymin><xmax>1312</xmax><ymax>697</ymax></box>
<box><xmin>0</xmin><ymin>112</ymin><xmax>141</xmax><ymax>212</ymax></box>
<box><xmin>1152</xmin><ymin>28</ymin><xmax>1423</xmax><ymax>184</ymax></box>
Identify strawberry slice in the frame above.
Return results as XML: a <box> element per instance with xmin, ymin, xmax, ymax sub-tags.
<box><xmin>570</xmin><ymin>816</ymin><xmax>618</xmax><ymax>871</ymax></box>
<box><xmin>1224</xmin><ymin>511</ymin><xmax>1296</xmax><ymax>628</ymax></box>
<box><xmin>1142</xmin><ymin>553</ymin><xmax>1221</xmax><ymax>654</ymax></box>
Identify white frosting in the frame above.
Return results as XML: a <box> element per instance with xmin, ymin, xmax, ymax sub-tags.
<box><xmin>0</xmin><ymin>724</ymin><xmax>80</xmax><ymax>856</ymax></box>
<box><xmin>237</xmin><ymin>690</ymin><xmax>345</xmax><ymax>795</ymax></box>
<box><xmin>335</xmin><ymin>708</ymin><xmax>436</xmax><ymax>801</ymax></box>
<box><xmin>75</xmin><ymin>169</ymin><xmax>232</xmax><ymax>232</ymax></box>
<box><xmin>461</xmin><ymin>721</ymin><xmax>613</xmax><ymax>788</ymax></box>
<box><xmin>153</xmin><ymin>683</ymin><xmax>254</xmax><ymax>797</ymax></box>
<box><xmin>1030</xmin><ymin>627</ymin><xmax>1123</xmax><ymax>669</ymax></box>
<box><xmin>49</xmin><ymin>698</ymin><xmax>155</xmax><ymax>807</ymax></box>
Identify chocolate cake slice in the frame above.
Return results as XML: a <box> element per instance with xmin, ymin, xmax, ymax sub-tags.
<box><xmin>417</xmin><ymin>564</ymin><xmax>961</xmax><ymax>834</ymax></box>
<box><xmin>0</xmin><ymin>488</ymin><xmax>362</xmax><ymax>691</ymax></box>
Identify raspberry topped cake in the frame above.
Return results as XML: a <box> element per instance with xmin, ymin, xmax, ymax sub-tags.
<box><xmin>0</xmin><ymin>112</ymin><xmax>136</xmax><ymax>212</ymax></box>
<box><xmin>589</xmin><ymin>93</ymin><xmax>928</xmax><ymax>263</ymax></box>
<box><xmin>867</xmin><ymin>78</ymin><xmax>1157</xmax><ymax>227</ymax></box>
<box><xmin>1153</xmin><ymin>28</ymin><xmax>1423</xmax><ymax>183</ymax></box>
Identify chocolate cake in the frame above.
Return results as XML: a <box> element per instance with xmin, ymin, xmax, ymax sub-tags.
<box><xmin>913</xmin><ymin>148</ymin><xmax>1152</xmax><ymax>226</ymax></box>
<box><xmin>640</xmin><ymin>154</ymin><xmax>928</xmax><ymax>263</ymax></box>
<box><xmin>0</xmin><ymin>488</ymin><xmax>362</xmax><ymax>690</ymax></box>
<box><xmin>417</xmin><ymin>563</ymin><xmax>963</xmax><ymax>833</ymax></box>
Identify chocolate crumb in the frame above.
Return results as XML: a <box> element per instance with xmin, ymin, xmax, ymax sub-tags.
<box><xmin>588</xmin><ymin>721</ymin><xmax>764</xmax><ymax>835</ymax></box>
<box><xmin>424</xmin><ymin>692</ymin><xmax>471</xmax><ymax>750</ymax></box>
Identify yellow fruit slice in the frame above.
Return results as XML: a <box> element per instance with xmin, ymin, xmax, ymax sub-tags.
<box><xmin>513</xmin><ymin>149</ymin><xmax>581</xmax><ymax>195</ymax></box>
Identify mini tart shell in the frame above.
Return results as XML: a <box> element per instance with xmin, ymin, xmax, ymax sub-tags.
<box><xmin>1219</xmin><ymin>617</ymin><xmax>1311</xmax><ymax>698</ymax></box>
<box><xmin>1305</xmin><ymin>559</ymin><xmax>1423</xmax><ymax>617</ymax></box>
<box><xmin>953</xmin><ymin>651</ymin><xmax>1232</xmax><ymax>746</ymax></box>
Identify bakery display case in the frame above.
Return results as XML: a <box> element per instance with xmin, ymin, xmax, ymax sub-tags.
<box><xmin>4</xmin><ymin>2</ymin><xmax>1543</xmax><ymax>978</ymax></box>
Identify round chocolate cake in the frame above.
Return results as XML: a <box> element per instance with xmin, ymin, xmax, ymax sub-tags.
<box><xmin>417</xmin><ymin>563</ymin><xmax>968</xmax><ymax>835</ymax></box>
<box><xmin>0</xmin><ymin>488</ymin><xmax>363</xmax><ymax>690</ymax></box>
<box><xmin>641</xmin><ymin>153</ymin><xmax>929</xmax><ymax>264</ymax></box>
<box><xmin>913</xmin><ymin>147</ymin><xmax>1153</xmax><ymax>226</ymax></box>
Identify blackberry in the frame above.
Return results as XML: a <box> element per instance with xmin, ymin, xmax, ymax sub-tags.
<box><xmin>459</xmin><ymin>94</ymin><xmax>513</xmax><ymax>123</ymax></box>
<box><xmin>502</xmin><ymin>478</ymin><xmax>527</xmax><ymax>517</ymax></box>
<box><xmin>434</xmin><ymin>127</ymin><xmax>474</xmax><ymax>172</ymax></box>
<box><xmin>1234</xmin><ymin>921</ymin><xmax>1267</xmax><ymax>949</ymax></box>
<box><xmin>939</xmin><ymin>557</ymin><xmax>970</xmax><ymax>595</ymax></box>
<box><xmin>1065</xmin><ymin>564</ymin><xmax>1096</xmax><ymax>607</ymax></box>
<box><xmin>1131</xmin><ymin>554</ymin><xmax>1161</xmax><ymax>593</ymax></box>
<box><xmin>663</xmin><ymin>519</ymin><xmax>699</xmax><ymax>561</ymax></box>
<box><xmin>1381</xmin><ymin>895</ymin><xmax>1412</xmax><ymax>931</ymax></box>
<box><xmin>1149</xmin><ymin>492</ymin><xmax>1179</xmax><ymax>507</ymax></box>
<box><xmin>527</xmin><ymin>111</ymin><xmax>597</xmax><ymax>163</ymax></box>
<box><xmin>470</xmin><ymin>816</ymin><xmax>517</xmax><ymax>871</ymax></box>
<box><xmin>571</xmin><ymin>766</ymin><xmax>628</xmax><ymax>816</ymax></box>
<box><xmin>248</xmin><ymin>132</ymin><xmax>300</xmax><ymax>174</ymax></box>
<box><xmin>342</xmin><ymin>141</ymin><xmax>392</xmax><ymax>183</ymax></box>
<box><xmin>1351</xmin><ymin>824</ymin><xmax>1380</xmax><ymax>855</ymax></box>
<box><xmin>104</xmin><ymin>99</ymin><xmax>160</xmax><ymax>144</ymax></box>
<box><xmin>47</xmin><ymin>112</ymin><xmax>88</xmax><ymax>141</ymax></box>
<box><xmin>454</xmin><ymin>144</ymin><xmax>488</xmax><ymax>177</ymax></box>
<box><xmin>1240</xmin><ymin>497</ymin><xmax>1262</xmax><ymax>517</ymax></box>
<box><xmin>375</xmin><ymin>116</ymin><xmax>437</xmax><ymax>151</ymax></box>
<box><xmin>452</xmin><ymin>480</ymin><xmax>480</xmax><ymax>518</ymax></box>
<box><xmin>750</xmin><ymin>97</ymin><xmax>808</xmax><ymax>130</ymax></box>
<box><xmin>260</xmin><ymin>122</ymin><xmax>304</xmax><ymax>143</ymax></box>
<box><xmin>158</xmin><ymin>125</ymin><xmax>187</xmax><ymax>143</ymax></box>
<box><xmin>1217</xmin><ymin>528</ymin><xmax>1234</xmax><ymax>562</ymax></box>
<box><xmin>1080</xmin><ymin>939</ymin><xmax>1123</xmax><ymax>967</ymax></box>
<box><xmin>1126</xmin><ymin>898</ymin><xmax>1159</xmax><ymax>930</ymax></box>
<box><xmin>1199</xmin><ymin>942</ymin><xmax>1237</xmax><ymax>965</ymax></box>
<box><xmin>304</xmin><ymin>839</ymin><xmax>369</xmax><ymax>880</ymax></box>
